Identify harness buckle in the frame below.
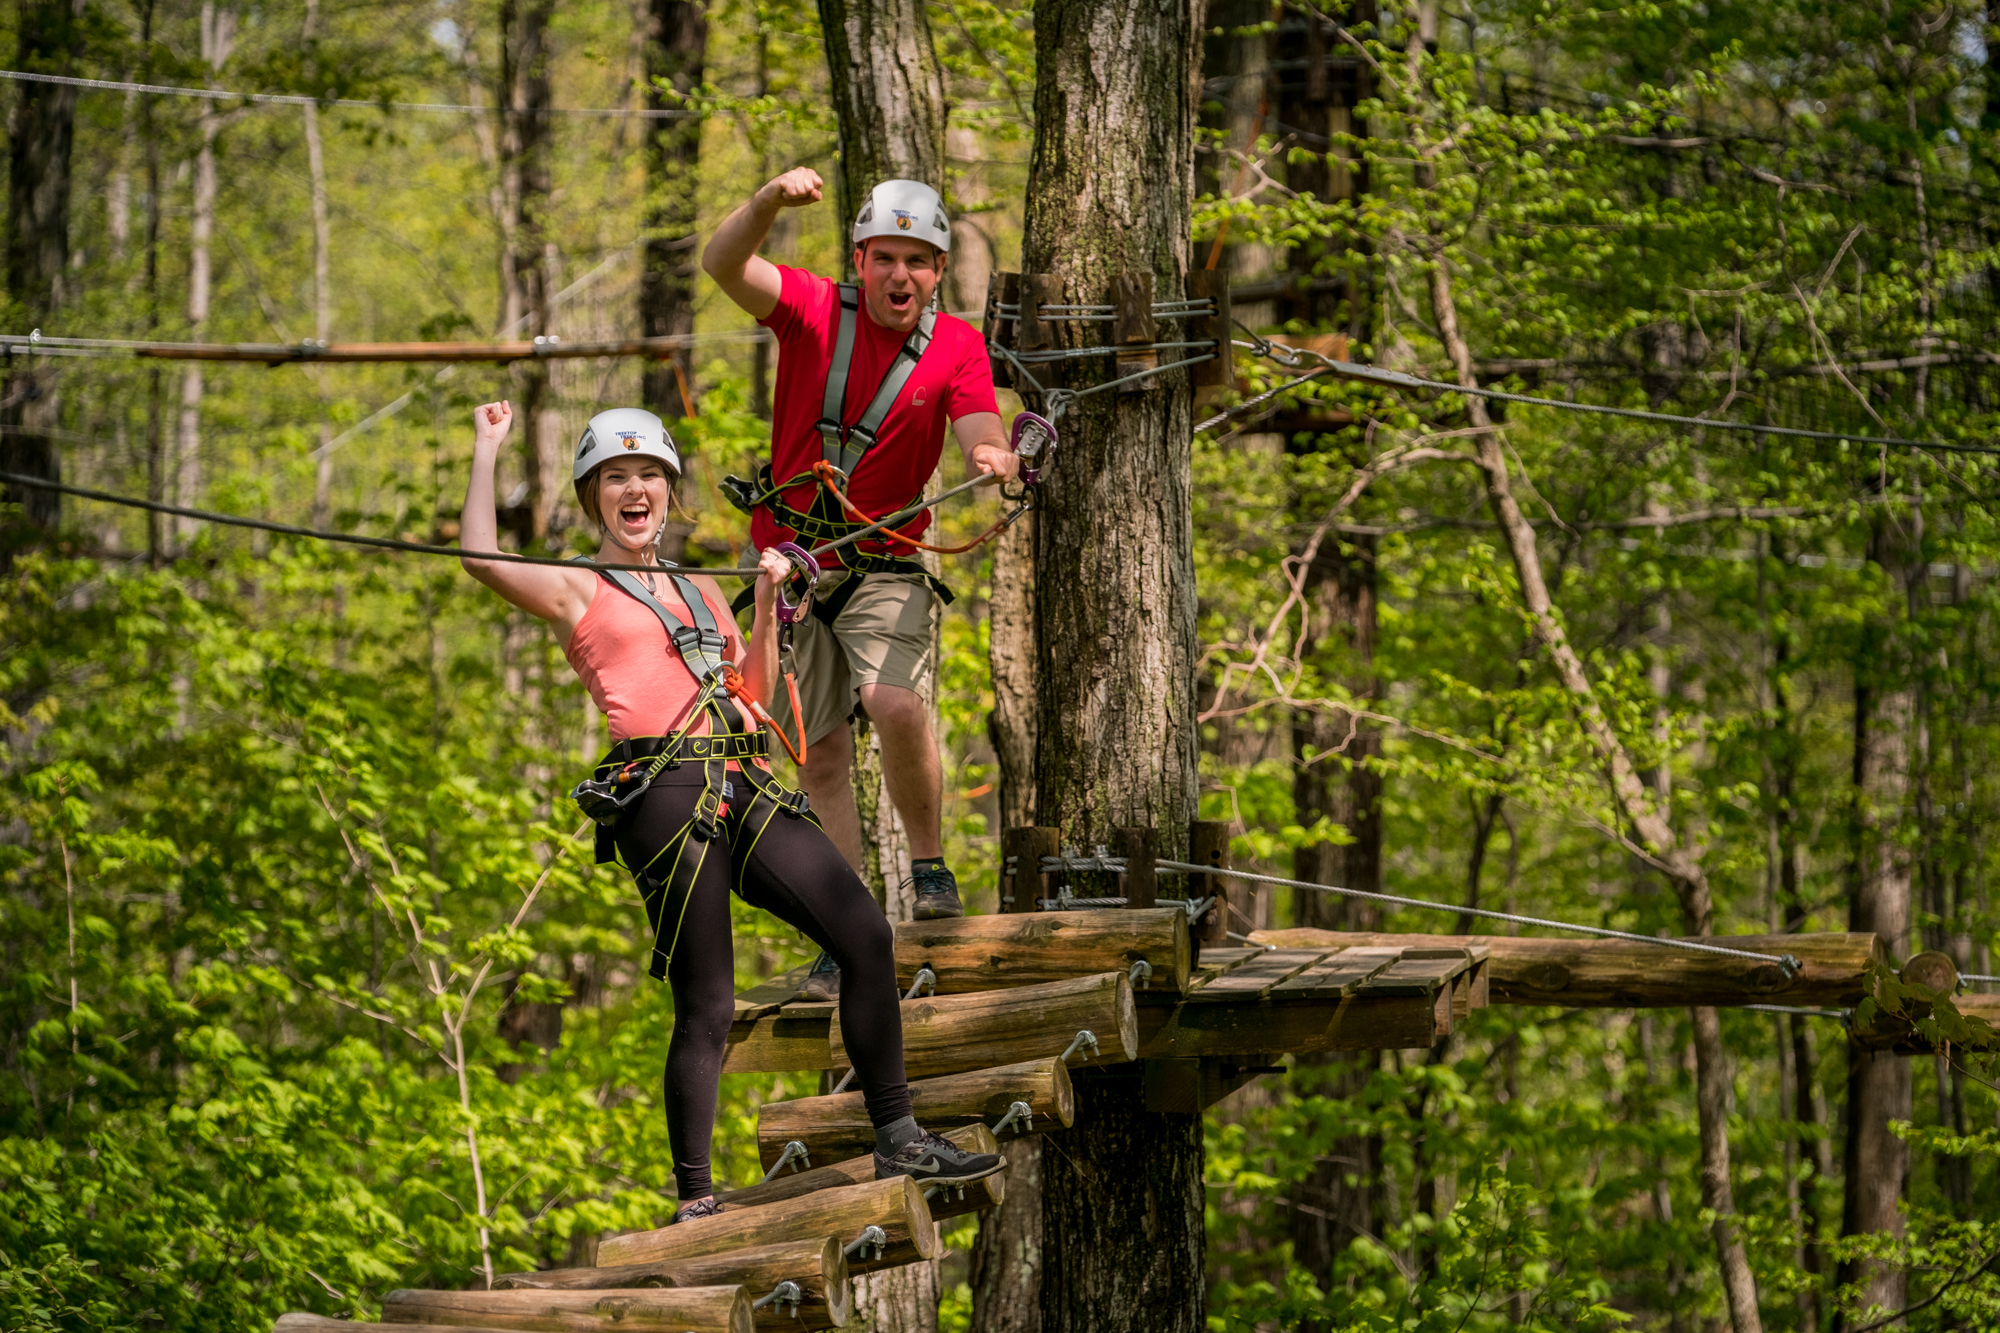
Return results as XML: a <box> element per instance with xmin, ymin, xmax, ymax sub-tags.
<box><xmin>814</xmin><ymin>418</ymin><xmax>846</xmax><ymax>445</ymax></box>
<box><xmin>780</xmin><ymin>788</ymin><xmax>811</xmax><ymax>819</ymax></box>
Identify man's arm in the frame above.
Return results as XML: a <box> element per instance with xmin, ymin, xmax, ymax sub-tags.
<box><xmin>702</xmin><ymin>167</ymin><xmax>827</xmax><ymax>321</ymax></box>
<box><xmin>951</xmin><ymin>412</ymin><xmax>1020</xmax><ymax>483</ymax></box>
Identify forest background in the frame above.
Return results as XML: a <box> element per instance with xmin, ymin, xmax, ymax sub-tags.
<box><xmin>5</xmin><ymin>1</ymin><xmax>2000</xmax><ymax>1331</ymax></box>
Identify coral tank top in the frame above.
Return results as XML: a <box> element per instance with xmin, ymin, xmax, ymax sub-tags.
<box><xmin>564</xmin><ymin>575</ymin><xmax>744</xmax><ymax>742</ymax></box>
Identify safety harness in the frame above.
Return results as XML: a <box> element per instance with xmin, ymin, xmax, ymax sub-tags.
<box><xmin>569</xmin><ymin>567</ymin><xmax>816</xmax><ymax>981</ymax></box>
<box><xmin>724</xmin><ymin>284</ymin><xmax>952</xmax><ymax>622</ymax></box>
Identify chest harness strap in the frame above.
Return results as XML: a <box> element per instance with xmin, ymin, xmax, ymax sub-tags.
<box><xmin>567</xmin><ymin>568</ymin><xmax>816</xmax><ymax>981</ymax></box>
<box><xmin>723</xmin><ymin>286</ymin><xmax>952</xmax><ymax>616</ymax></box>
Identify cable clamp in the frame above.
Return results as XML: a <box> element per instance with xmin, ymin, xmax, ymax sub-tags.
<box><xmin>845</xmin><ymin>1225</ymin><xmax>889</xmax><ymax>1261</ymax></box>
<box><xmin>905</xmin><ymin>966</ymin><xmax>937</xmax><ymax>1000</ymax></box>
<box><xmin>758</xmin><ymin>1139</ymin><xmax>811</xmax><ymax>1183</ymax></box>
<box><xmin>1059</xmin><ymin>1029</ymin><xmax>1099</xmax><ymax>1064</ymax></box>
<box><xmin>752</xmin><ymin>1281</ymin><xmax>804</xmax><ymax>1315</ymax></box>
<box><xmin>991</xmin><ymin>1099</ymin><xmax>1035</xmax><ymax>1136</ymax></box>
<box><xmin>1779</xmin><ymin>953</ymin><xmax>1804</xmax><ymax>978</ymax></box>
<box><xmin>1129</xmin><ymin>959</ymin><xmax>1153</xmax><ymax>990</ymax></box>
<box><xmin>532</xmin><ymin>334</ymin><xmax>562</xmax><ymax>355</ymax></box>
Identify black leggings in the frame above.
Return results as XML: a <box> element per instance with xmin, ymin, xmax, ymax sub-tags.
<box><xmin>614</xmin><ymin>765</ymin><xmax>912</xmax><ymax>1201</ymax></box>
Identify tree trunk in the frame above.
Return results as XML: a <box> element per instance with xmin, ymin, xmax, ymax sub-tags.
<box><xmin>173</xmin><ymin>4</ymin><xmax>237</xmax><ymax>547</ymax></box>
<box><xmin>2</xmin><ymin>0</ymin><xmax>85</xmax><ymax>535</ymax></box>
<box><xmin>815</xmin><ymin>0</ymin><xmax>949</xmax><ymax>230</ymax></box>
<box><xmin>501</xmin><ymin>0</ymin><xmax>562</xmax><ymax>540</ymax></box>
<box><xmin>969</xmin><ymin>1136</ymin><xmax>1042</xmax><ymax>1333</ymax></box>
<box><xmin>303</xmin><ymin>0</ymin><xmax>336</xmax><ymax>527</ymax></box>
<box><xmin>1022</xmin><ymin>1</ymin><xmax>1205</xmax><ymax>1330</ymax></box>
<box><xmin>1837</xmin><ymin>513</ymin><xmax>1917</xmax><ymax>1327</ymax></box>
<box><xmin>1292</xmin><ymin>531</ymin><xmax>1381</xmax><ymax>929</ymax></box>
<box><xmin>641</xmin><ymin>0</ymin><xmax>707</xmax><ymax>421</ymax></box>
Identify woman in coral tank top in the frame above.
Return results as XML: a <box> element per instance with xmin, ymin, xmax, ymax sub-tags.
<box><xmin>458</xmin><ymin>400</ymin><xmax>1001</xmax><ymax>1224</ymax></box>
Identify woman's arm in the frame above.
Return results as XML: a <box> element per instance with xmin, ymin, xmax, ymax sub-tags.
<box><xmin>722</xmin><ymin>550</ymin><xmax>793</xmax><ymax>710</ymax></box>
<box><xmin>459</xmin><ymin>401</ymin><xmax>595</xmax><ymax>635</ymax></box>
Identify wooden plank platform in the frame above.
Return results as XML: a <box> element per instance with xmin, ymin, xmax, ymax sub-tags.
<box><xmin>721</xmin><ymin>935</ymin><xmax>1493</xmax><ymax>1074</ymax></box>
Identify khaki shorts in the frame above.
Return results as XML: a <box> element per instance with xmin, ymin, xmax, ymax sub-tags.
<box><xmin>767</xmin><ymin>570</ymin><xmax>940</xmax><ymax>747</ymax></box>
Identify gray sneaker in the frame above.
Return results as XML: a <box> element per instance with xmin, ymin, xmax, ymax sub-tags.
<box><xmin>874</xmin><ymin>1130</ymin><xmax>1005</xmax><ymax>1185</ymax></box>
<box><xmin>673</xmin><ymin>1197</ymin><xmax>724</xmax><ymax>1224</ymax></box>
<box><xmin>912</xmin><ymin>864</ymin><xmax>964</xmax><ymax>920</ymax></box>
<box><xmin>797</xmin><ymin>950</ymin><xmax>840</xmax><ymax>1002</ymax></box>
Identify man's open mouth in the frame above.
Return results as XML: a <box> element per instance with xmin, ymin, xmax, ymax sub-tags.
<box><xmin>887</xmin><ymin>291</ymin><xmax>913</xmax><ymax>310</ymax></box>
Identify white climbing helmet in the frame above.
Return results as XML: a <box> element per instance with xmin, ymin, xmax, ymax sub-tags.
<box><xmin>572</xmin><ymin>407</ymin><xmax>682</xmax><ymax>486</ymax></box>
<box><xmin>852</xmin><ymin>179</ymin><xmax>951</xmax><ymax>253</ymax></box>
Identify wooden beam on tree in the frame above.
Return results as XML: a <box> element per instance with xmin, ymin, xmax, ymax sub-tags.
<box><xmin>722</xmin><ymin>1012</ymin><xmax>835</xmax><ymax>1073</ymax></box>
<box><xmin>493</xmin><ymin>1239</ymin><xmax>850</xmax><ymax>1331</ymax></box>
<box><xmin>1000</xmin><ymin>825</ymin><xmax>1061</xmax><ymax>913</ymax></box>
<box><xmin>1114</xmin><ymin>827</ymin><xmax>1158</xmax><ymax>909</ymax></box>
<box><xmin>758</xmin><ymin>1063</ymin><xmax>1071</xmax><ymax>1168</ymax></box>
<box><xmin>378</xmin><ymin>1287</ymin><xmax>753</xmax><ymax>1333</ymax></box>
<box><xmin>893</xmin><ymin>906</ymin><xmax>1190</xmax><ymax>993</ymax></box>
<box><xmin>830</xmin><ymin>971</ymin><xmax>1138</xmax><ymax>1078</ymax></box>
<box><xmin>1250</xmin><ymin>929</ymin><xmax>1884</xmax><ymax>1009</ymax></box>
<box><xmin>1136</xmin><ymin>989</ymin><xmax>1443</xmax><ymax>1058</ymax></box>
<box><xmin>1188</xmin><ymin>821</ymin><xmax>1231</xmax><ymax>946</ymax></box>
<box><xmin>596</xmin><ymin>1175</ymin><xmax>937</xmax><ymax>1275</ymax></box>
<box><xmin>727</xmin><ymin>1125</ymin><xmax>1005</xmax><ymax>1222</ymax></box>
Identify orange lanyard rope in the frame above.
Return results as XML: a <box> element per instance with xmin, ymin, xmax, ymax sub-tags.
<box><xmin>810</xmin><ymin>460</ymin><xmax>1018</xmax><ymax>556</ymax></box>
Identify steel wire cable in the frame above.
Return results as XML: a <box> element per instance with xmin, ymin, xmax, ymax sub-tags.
<box><xmin>0</xmin><ymin>67</ymin><xmax>697</xmax><ymax>117</ymax></box>
<box><xmin>1153</xmin><ymin>858</ymin><xmax>1804</xmax><ymax>973</ymax></box>
<box><xmin>1208</xmin><ymin>338</ymin><xmax>2000</xmax><ymax>457</ymax></box>
<box><xmin>0</xmin><ymin>467</ymin><xmax>996</xmax><ymax>578</ymax></box>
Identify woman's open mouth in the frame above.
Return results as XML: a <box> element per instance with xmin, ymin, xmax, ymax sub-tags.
<box><xmin>620</xmin><ymin>503</ymin><xmax>651</xmax><ymax>530</ymax></box>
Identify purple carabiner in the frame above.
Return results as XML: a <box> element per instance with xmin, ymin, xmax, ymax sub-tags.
<box><xmin>774</xmin><ymin>541</ymin><xmax>821</xmax><ymax>625</ymax></box>
<box><xmin>1010</xmin><ymin>411</ymin><xmax>1057</xmax><ymax>484</ymax></box>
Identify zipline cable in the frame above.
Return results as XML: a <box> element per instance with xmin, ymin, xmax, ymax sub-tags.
<box><xmin>0</xmin><ymin>467</ymin><xmax>999</xmax><ymax>579</ymax></box>
<box><xmin>1209</xmin><ymin>335</ymin><xmax>2000</xmax><ymax>458</ymax></box>
<box><xmin>1153</xmin><ymin>858</ymin><xmax>1804</xmax><ymax>974</ymax></box>
<box><xmin>0</xmin><ymin>67</ymin><xmax>697</xmax><ymax>118</ymax></box>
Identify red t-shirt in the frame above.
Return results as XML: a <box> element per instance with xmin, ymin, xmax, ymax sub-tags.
<box><xmin>755</xmin><ymin>264</ymin><xmax>999</xmax><ymax>566</ymax></box>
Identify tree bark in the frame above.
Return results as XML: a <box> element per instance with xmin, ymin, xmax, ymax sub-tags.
<box><xmin>815</xmin><ymin>0</ymin><xmax>949</xmax><ymax>230</ymax></box>
<box><xmin>1021</xmin><ymin>2</ymin><xmax>1205</xmax><ymax>1331</ymax></box>
<box><xmin>2</xmin><ymin>0</ymin><xmax>85</xmax><ymax>535</ymax></box>
<box><xmin>500</xmin><ymin>0</ymin><xmax>563</xmax><ymax>539</ymax></box>
<box><xmin>1836</xmin><ymin>512</ymin><xmax>1918</xmax><ymax>1326</ymax></box>
<box><xmin>641</xmin><ymin>0</ymin><xmax>707</xmax><ymax>420</ymax></box>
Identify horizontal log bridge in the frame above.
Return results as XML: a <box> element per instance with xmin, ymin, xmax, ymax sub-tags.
<box><xmin>728</xmin><ymin>1125</ymin><xmax>1004</xmax><ymax>1222</ymax></box>
<box><xmin>830</xmin><ymin>972</ymin><xmax>1138</xmax><ymax>1079</ymax></box>
<box><xmin>597</xmin><ymin>1175</ymin><xmax>937</xmax><ymax>1276</ymax></box>
<box><xmin>379</xmin><ymin>1287</ymin><xmax>753</xmax><ymax>1333</ymax></box>
<box><xmin>758</xmin><ymin>1064</ymin><xmax>1070</xmax><ymax>1169</ymax></box>
<box><xmin>494</xmin><ymin>1239</ymin><xmax>850</xmax><ymax>1330</ymax></box>
<box><xmin>895</xmin><ymin>908</ymin><xmax>1191</xmax><ymax>995</ymax></box>
<box><xmin>497</xmin><ymin>1235</ymin><xmax>844</xmax><ymax>1292</ymax></box>
<box><xmin>1251</xmin><ymin>930</ymin><xmax>1885</xmax><ymax>1009</ymax></box>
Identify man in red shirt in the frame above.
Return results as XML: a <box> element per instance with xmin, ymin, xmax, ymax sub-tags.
<box><xmin>703</xmin><ymin>167</ymin><xmax>1018</xmax><ymax>997</ymax></box>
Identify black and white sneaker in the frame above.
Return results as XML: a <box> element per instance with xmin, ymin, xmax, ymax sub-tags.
<box><xmin>874</xmin><ymin>1130</ymin><xmax>1005</xmax><ymax>1185</ymax></box>
<box><xmin>673</xmin><ymin>1197</ymin><xmax>724</xmax><ymax>1224</ymax></box>
<box><xmin>911</xmin><ymin>864</ymin><xmax>964</xmax><ymax>920</ymax></box>
<box><xmin>797</xmin><ymin>950</ymin><xmax>841</xmax><ymax>1003</ymax></box>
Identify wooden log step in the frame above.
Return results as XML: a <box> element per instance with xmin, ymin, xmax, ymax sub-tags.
<box><xmin>724</xmin><ymin>1011</ymin><xmax>834</xmax><ymax>1073</ymax></box>
<box><xmin>830</xmin><ymin>972</ymin><xmax>1137</xmax><ymax>1079</ymax></box>
<box><xmin>1185</xmin><ymin>948</ymin><xmax>1330</xmax><ymax>1002</ymax></box>
<box><xmin>757</xmin><ymin>1063</ymin><xmax>1068</xmax><ymax>1169</ymax></box>
<box><xmin>1250</xmin><ymin>929</ymin><xmax>1883</xmax><ymax>1009</ymax></box>
<box><xmin>596</xmin><ymin>1174</ymin><xmax>936</xmax><ymax>1276</ymax></box>
<box><xmin>379</xmin><ymin>1287</ymin><xmax>754</xmax><ymax>1333</ymax></box>
<box><xmin>894</xmin><ymin>908</ymin><xmax>1191</xmax><ymax>995</ymax></box>
<box><xmin>496</xmin><ymin>1235</ymin><xmax>842</xmax><ymax>1293</ymax></box>
<box><xmin>735</xmin><ymin>965</ymin><xmax>811</xmax><ymax>1022</ymax></box>
<box><xmin>726</xmin><ymin>1125</ymin><xmax>1005</xmax><ymax>1221</ymax></box>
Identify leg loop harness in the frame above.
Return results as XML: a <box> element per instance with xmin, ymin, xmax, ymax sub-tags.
<box><xmin>567</xmin><ymin>567</ymin><xmax>820</xmax><ymax>981</ymax></box>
